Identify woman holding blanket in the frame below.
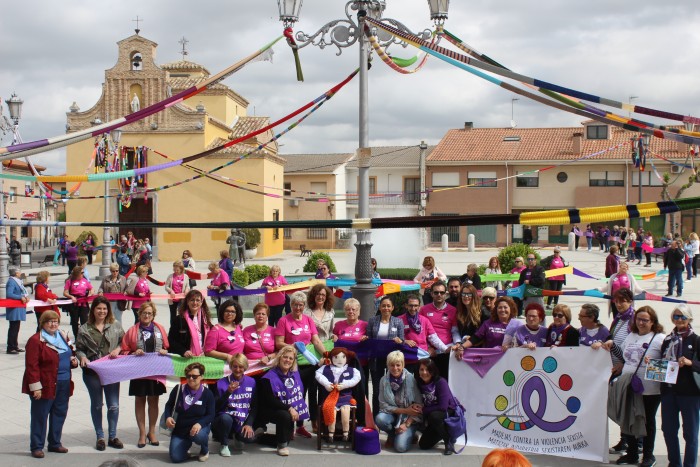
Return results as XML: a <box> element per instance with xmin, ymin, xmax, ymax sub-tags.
<box><xmin>400</xmin><ymin>294</ymin><xmax>449</xmax><ymax>373</ymax></box>
<box><xmin>121</xmin><ymin>301</ymin><xmax>169</xmax><ymax>448</ymax></box>
<box><xmin>275</xmin><ymin>291</ymin><xmax>325</xmax><ymax>438</ymax></box>
<box><xmin>75</xmin><ymin>297</ymin><xmax>124</xmax><ymax>451</ymax></box>
<box><xmin>164</xmin><ymin>362</ymin><xmax>215</xmax><ymax>463</ymax></box>
<box><xmin>257</xmin><ymin>345</ymin><xmax>309</xmax><ymax>456</ymax></box>
<box><xmin>204</xmin><ymin>300</ymin><xmax>245</xmax><ymax>363</ymax></box>
<box><xmin>212</xmin><ymin>353</ymin><xmax>257</xmax><ymax>456</ymax></box>
<box><xmin>332</xmin><ymin>298</ymin><xmax>369</xmax><ymax>389</ymax></box>
<box><xmin>168</xmin><ymin>289</ymin><xmax>213</xmax><ymax>358</ymax></box>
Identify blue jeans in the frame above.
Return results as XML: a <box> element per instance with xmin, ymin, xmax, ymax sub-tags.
<box><xmin>375</xmin><ymin>412</ymin><xmax>417</xmax><ymax>453</ymax></box>
<box><xmin>212</xmin><ymin>413</ymin><xmax>254</xmax><ymax>444</ymax></box>
<box><xmin>668</xmin><ymin>269</ymin><xmax>684</xmax><ymax>296</ymax></box>
<box><xmin>169</xmin><ymin>425</ymin><xmax>210</xmax><ymax>463</ymax></box>
<box><xmin>661</xmin><ymin>393</ymin><xmax>700</xmax><ymax>467</ymax></box>
<box><xmin>30</xmin><ymin>379</ymin><xmax>70</xmax><ymax>452</ymax></box>
<box><xmin>586</xmin><ymin>237</ymin><xmax>592</xmax><ymax>250</ymax></box>
<box><xmin>685</xmin><ymin>260</ymin><xmax>693</xmax><ymax>281</ymax></box>
<box><xmin>82</xmin><ymin>369</ymin><xmax>120</xmax><ymax>440</ymax></box>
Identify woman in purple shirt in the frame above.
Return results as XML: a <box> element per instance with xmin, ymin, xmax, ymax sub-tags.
<box><xmin>416</xmin><ymin>358</ymin><xmax>458</xmax><ymax>455</ymax></box>
<box><xmin>461</xmin><ymin>297</ymin><xmax>516</xmax><ymax>352</ymax></box>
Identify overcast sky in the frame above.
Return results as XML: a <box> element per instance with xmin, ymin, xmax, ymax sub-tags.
<box><xmin>1</xmin><ymin>1</ymin><xmax>699</xmax><ymax>175</ymax></box>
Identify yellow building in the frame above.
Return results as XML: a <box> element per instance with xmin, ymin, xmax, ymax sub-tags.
<box><xmin>65</xmin><ymin>32</ymin><xmax>284</xmax><ymax>262</ymax></box>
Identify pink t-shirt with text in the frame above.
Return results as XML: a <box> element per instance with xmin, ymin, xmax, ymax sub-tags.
<box><xmin>204</xmin><ymin>324</ymin><xmax>245</xmax><ymax>355</ymax></box>
<box><xmin>333</xmin><ymin>320</ymin><xmax>368</xmax><ymax>343</ymax></box>
<box><xmin>419</xmin><ymin>303</ymin><xmax>456</xmax><ymax>346</ymax></box>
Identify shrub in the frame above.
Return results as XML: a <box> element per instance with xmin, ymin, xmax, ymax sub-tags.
<box><xmin>232</xmin><ymin>269</ymin><xmax>249</xmax><ymax>287</ymax></box>
<box><xmin>303</xmin><ymin>252</ymin><xmax>337</xmax><ymax>273</ymax></box>
<box><xmin>245</xmin><ymin>264</ymin><xmax>270</xmax><ymax>283</ymax></box>
<box><xmin>376</xmin><ymin>268</ymin><xmax>418</xmax><ymax>281</ymax></box>
<box><xmin>241</xmin><ymin>228</ymin><xmax>261</xmax><ymax>249</ymax></box>
<box><xmin>477</xmin><ymin>264</ymin><xmax>488</xmax><ymax>276</ymax></box>
<box><xmin>497</xmin><ymin>243</ymin><xmax>541</xmax><ymax>272</ymax></box>
<box><xmin>75</xmin><ymin>230</ymin><xmax>99</xmax><ymax>256</ymax></box>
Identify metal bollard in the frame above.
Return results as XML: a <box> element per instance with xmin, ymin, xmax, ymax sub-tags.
<box><xmin>441</xmin><ymin>234</ymin><xmax>449</xmax><ymax>252</ymax></box>
<box><xmin>468</xmin><ymin>234</ymin><xmax>475</xmax><ymax>252</ymax></box>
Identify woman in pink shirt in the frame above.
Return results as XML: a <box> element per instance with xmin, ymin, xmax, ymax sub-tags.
<box><xmin>261</xmin><ymin>265</ymin><xmax>288</xmax><ymax>327</ymax></box>
<box><xmin>242</xmin><ymin>303</ymin><xmax>277</xmax><ymax>365</ymax></box>
<box><xmin>332</xmin><ymin>298</ymin><xmax>369</xmax><ymax>391</ymax></box>
<box><xmin>164</xmin><ymin>260</ymin><xmax>190</xmax><ymax>325</ymax></box>
<box><xmin>207</xmin><ymin>262</ymin><xmax>230</xmax><ymax>309</ymax></box>
<box><xmin>275</xmin><ymin>291</ymin><xmax>326</xmax><ymax>437</ymax></box>
<box><xmin>63</xmin><ymin>266</ymin><xmax>93</xmax><ymax>340</ymax></box>
<box><xmin>127</xmin><ymin>265</ymin><xmax>151</xmax><ymax>324</ymax></box>
<box><xmin>600</xmin><ymin>262</ymin><xmax>644</xmax><ymax>317</ymax></box>
<box><xmin>204</xmin><ymin>299</ymin><xmax>245</xmax><ymax>363</ymax></box>
<box><xmin>545</xmin><ymin>248</ymin><xmax>566</xmax><ymax>310</ymax></box>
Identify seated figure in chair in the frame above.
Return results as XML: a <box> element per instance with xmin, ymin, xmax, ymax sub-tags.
<box><xmin>315</xmin><ymin>347</ymin><xmax>361</xmax><ymax>441</ymax></box>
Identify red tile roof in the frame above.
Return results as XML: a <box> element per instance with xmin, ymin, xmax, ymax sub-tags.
<box><xmin>428</xmin><ymin>124</ymin><xmax>686</xmax><ymax>162</ymax></box>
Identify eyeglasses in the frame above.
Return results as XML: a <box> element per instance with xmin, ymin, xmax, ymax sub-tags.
<box><xmin>140</xmin><ymin>312</ymin><xmax>153</xmax><ymax>316</ymax></box>
<box><xmin>577</xmin><ymin>314</ymin><xmax>590</xmax><ymax>319</ymax></box>
<box><xmin>672</xmin><ymin>314</ymin><xmax>689</xmax><ymax>321</ymax></box>
<box><xmin>552</xmin><ymin>313</ymin><xmax>566</xmax><ymax>318</ymax></box>
<box><xmin>527</xmin><ymin>258</ymin><xmax>537</xmax><ymax>261</ymax></box>
<box><xmin>46</xmin><ymin>320</ymin><xmax>59</xmax><ymax>325</ymax></box>
<box><xmin>461</xmin><ymin>293</ymin><xmax>473</xmax><ymax>298</ymax></box>
<box><xmin>483</xmin><ymin>296</ymin><xmax>495</xmax><ymax>301</ymax></box>
<box><xmin>526</xmin><ymin>315</ymin><xmax>539</xmax><ymax>319</ymax></box>
<box><xmin>407</xmin><ymin>303</ymin><xmax>420</xmax><ymax>308</ymax></box>
<box><xmin>432</xmin><ymin>290</ymin><xmax>446</xmax><ymax>295</ymax></box>
<box><xmin>635</xmin><ymin>318</ymin><xmax>651</xmax><ymax>323</ymax></box>
<box><xmin>224</xmin><ymin>309</ymin><xmax>236</xmax><ymax>314</ymax></box>
<box><xmin>186</xmin><ymin>373</ymin><xmax>202</xmax><ymax>380</ymax></box>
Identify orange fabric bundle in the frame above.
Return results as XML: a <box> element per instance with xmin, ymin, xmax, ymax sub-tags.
<box><xmin>322</xmin><ymin>387</ymin><xmax>339</xmax><ymax>426</ymax></box>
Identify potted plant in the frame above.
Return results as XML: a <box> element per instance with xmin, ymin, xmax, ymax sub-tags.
<box><xmin>241</xmin><ymin>228</ymin><xmax>261</xmax><ymax>259</ymax></box>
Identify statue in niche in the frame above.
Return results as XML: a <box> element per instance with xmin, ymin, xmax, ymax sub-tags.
<box><xmin>130</xmin><ymin>93</ymin><xmax>140</xmax><ymax>113</ymax></box>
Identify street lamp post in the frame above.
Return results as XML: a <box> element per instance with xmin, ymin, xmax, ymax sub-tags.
<box><xmin>276</xmin><ymin>0</ymin><xmax>449</xmax><ymax>321</ymax></box>
<box><xmin>99</xmin><ymin>129</ymin><xmax>121</xmax><ymax>279</ymax></box>
<box><xmin>0</xmin><ymin>93</ymin><xmax>23</xmax><ymax>299</ymax></box>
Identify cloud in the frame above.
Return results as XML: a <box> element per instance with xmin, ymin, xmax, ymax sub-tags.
<box><xmin>1</xmin><ymin>0</ymin><xmax>698</xmax><ymax>174</ymax></box>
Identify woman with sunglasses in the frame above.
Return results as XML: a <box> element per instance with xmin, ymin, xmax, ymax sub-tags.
<box><xmin>545</xmin><ymin>304</ymin><xmax>579</xmax><ymax>347</ymax></box>
<box><xmin>610</xmin><ymin>306</ymin><xmax>665</xmax><ymax>466</ymax></box>
<box><xmin>164</xmin><ymin>362</ymin><xmax>215</xmax><ymax>463</ymax></box>
<box><xmin>121</xmin><ymin>302</ymin><xmax>169</xmax><ymax>448</ymax></box>
<box><xmin>168</xmin><ymin>290</ymin><xmax>213</xmax><ymax>358</ymax></box>
<box><xmin>454</xmin><ymin>284</ymin><xmax>487</xmax><ymax>346</ymax></box>
<box><xmin>659</xmin><ymin>305</ymin><xmax>700</xmax><ymax>467</ymax></box>
<box><xmin>204</xmin><ymin>300</ymin><xmax>245</xmax><ymax>363</ymax></box>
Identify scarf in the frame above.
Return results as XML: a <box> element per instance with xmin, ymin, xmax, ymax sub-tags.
<box><xmin>389</xmin><ymin>373</ymin><xmax>405</xmax><ymax>392</ymax></box>
<box><xmin>41</xmin><ymin>330</ymin><xmax>70</xmax><ymax>353</ymax></box>
<box><xmin>140</xmin><ymin>322</ymin><xmax>155</xmax><ymax>342</ymax></box>
<box><xmin>406</xmin><ymin>312</ymin><xmax>422</xmax><ymax>334</ymax></box>
<box><xmin>611</xmin><ymin>306</ymin><xmax>634</xmax><ymax>335</ymax></box>
<box><xmin>184</xmin><ymin>309</ymin><xmax>206</xmax><ymax>356</ymax></box>
<box><xmin>10</xmin><ymin>276</ymin><xmax>28</xmax><ymax>296</ymax></box>
<box><xmin>181</xmin><ymin>384</ymin><xmax>205</xmax><ymax>411</ymax></box>
<box><xmin>663</xmin><ymin>326</ymin><xmax>694</xmax><ymax>361</ymax></box>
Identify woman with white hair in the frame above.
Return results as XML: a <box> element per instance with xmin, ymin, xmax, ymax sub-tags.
<box><xmin>659</xmin><ymin>304</ymin><xmax>700</xmax><ymax>467</ymax></box>
<box><xmin>375</xmin><ymin>350</ymin><xmax>422</xmax><ymax>453</ymax></box>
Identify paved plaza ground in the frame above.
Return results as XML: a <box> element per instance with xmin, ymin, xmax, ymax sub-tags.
<box><xmin>0</xmin><ymin>243</ymin><xmax>694</xmax><ymax>466</ymax></box>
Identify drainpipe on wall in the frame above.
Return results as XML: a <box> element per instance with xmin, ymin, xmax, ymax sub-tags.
<box><xmin>505</xmin><ymin>161</ymin><xmax>510</xmax><ymax>246</ymax></box>
<box><xmin>419</xmin><ymin>141</ymin><xmax>428</xmax><ymax>248</ymax></box>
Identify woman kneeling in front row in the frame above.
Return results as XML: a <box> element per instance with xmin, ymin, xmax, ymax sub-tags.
<box><xmin>163</xmin><ymin>362</ymin><xmax>215</xmax><ymax>463</ymax></box>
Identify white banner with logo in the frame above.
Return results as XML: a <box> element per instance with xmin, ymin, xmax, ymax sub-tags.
<box><xmin>449</xmin><ymin>347</ymin><xmax>611</xmax><ymax>462</ymax></box>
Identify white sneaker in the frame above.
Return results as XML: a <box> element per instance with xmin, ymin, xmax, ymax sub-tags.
<box><xmin>277</xmin><ymin>447</ymin><xmax>289</xmax><ymax>456</ymax></box>
<box><xmin>219</xmin><ymin>445</ymin><xmax>231</xmax><ymax>457</ymax></box>
<box><xmin>198</xmin><ymin>452</ymin><xmax>209</xmax><ymax>462</ymax></box>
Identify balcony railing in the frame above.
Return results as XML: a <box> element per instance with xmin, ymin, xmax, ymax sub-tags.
<box><xmin>346</xmin><ymin>191</ymin><xmax>420</xmax><ymax>205</ymax></box>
